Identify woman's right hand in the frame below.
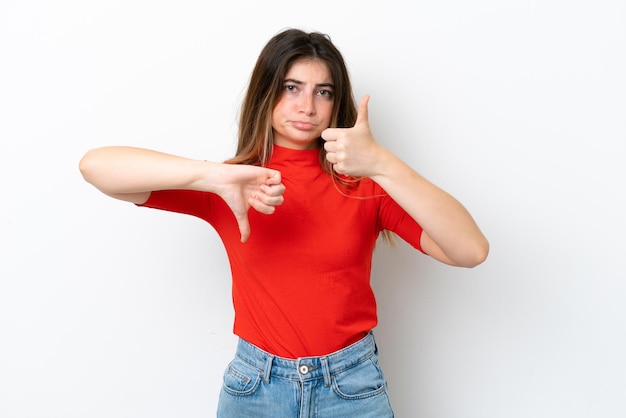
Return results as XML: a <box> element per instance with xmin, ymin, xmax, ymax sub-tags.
<box><xmin>214</xmin><ymin>164</ymin><xmax>285</xmax><ymax>242</ymax></box>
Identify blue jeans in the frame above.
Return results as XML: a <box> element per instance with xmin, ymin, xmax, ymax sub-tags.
<box><xmin>217</xmin><ymin>332</ymin><xmax>394</xmax><ymax>417</ymax></box>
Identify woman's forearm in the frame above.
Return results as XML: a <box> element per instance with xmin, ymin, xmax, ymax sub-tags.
<box><xmin>79</xmin><ymin>146</ymin><xmax>221</xmax><ymax>196</ymax></box>
<box><xmin>370</xmin><ymin>148</ymin><xmax>489</xmax><ymax>267</ymax></box>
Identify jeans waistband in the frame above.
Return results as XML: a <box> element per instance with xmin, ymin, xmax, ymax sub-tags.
<box><xmin>234</xmin><ymin>332</ymin><xmax>378</xmax><ymax>386</ymax></box>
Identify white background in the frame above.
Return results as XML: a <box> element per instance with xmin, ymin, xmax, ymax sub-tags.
<box><xmin>1</xmin><ymin>1</ymin><xmax>625</xmax><ymax>417</ymax></box>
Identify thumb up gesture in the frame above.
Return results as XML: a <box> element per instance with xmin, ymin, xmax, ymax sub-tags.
<box><xmin>321</xmin><ymin>95</ymin><xmax>383</xmax><ymax>177</ymax></box>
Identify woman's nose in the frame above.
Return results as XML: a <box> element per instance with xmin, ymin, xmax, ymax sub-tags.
<box><xmin>299</xmin><ymin>94</ymin><xmax>316</xmax><ymax>115</ymax></box>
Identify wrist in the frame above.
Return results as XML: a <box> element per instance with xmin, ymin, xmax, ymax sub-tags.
<box><xmin>368</xmin><ymin>145</ymin><xmax>396</xmax><ymax>180</ymax></box>
<box><xmin>188</xmin><ymin>160</ymin><xmax>224</xmax><ymax>193</ymax></box>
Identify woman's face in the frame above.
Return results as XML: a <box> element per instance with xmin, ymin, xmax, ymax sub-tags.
<box><xmin>271</xmin><ymin>59</ymin><xmax>334</xmax><ymax>150</ymax></box>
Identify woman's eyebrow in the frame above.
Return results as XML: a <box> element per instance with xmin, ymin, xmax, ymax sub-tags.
<box><xmin>284</xmin><ymin>78</ymin><xmax>334</xmax><ymax>88</ymax></box>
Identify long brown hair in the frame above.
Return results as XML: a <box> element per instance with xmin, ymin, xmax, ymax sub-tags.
<box><xmin>227</xmin><ymin>28</ymin><xmax>357</xmax><ymax>175</ymax></box>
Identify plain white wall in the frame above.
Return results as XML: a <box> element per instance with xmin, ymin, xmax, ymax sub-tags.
<box><xmin>1</xmin><ymin>0</ymin><xmax>625</xmax><ymax>417</ymax></box>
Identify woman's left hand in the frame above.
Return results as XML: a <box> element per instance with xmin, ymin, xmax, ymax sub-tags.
<box><xmin>322</xmin><ymin>95</ymin><xmax>384</xmax><ymax>177</ymax></box>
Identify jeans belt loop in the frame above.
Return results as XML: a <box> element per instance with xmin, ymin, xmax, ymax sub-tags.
<box><xmin>262</xmin><ymin>354</ymin><xmax>274</xmax><ymax>384</ymax></box>
<box><xmin>320</xmin><ymin>356</ymin><xmax>331</xmax><ymax>387</ymax></box>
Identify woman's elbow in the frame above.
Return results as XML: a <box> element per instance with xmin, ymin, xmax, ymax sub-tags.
<box><xmin>79</xmin><ymin>149</ymin><xmax>115</xmax><ymax>195</ymax></box>
<box><xmin>459</xmin><ymin>238</ymin><xmax>490</xmax><ymax>268</ymax></box>
<box><xmin>78</xmin><ymin>150</ymin><xmax>99</xmax><ymax>184</ymax></box>
<box><xmin>79</xmin><ymin>151</ymin><xmax>92</xmax><ymax>179</ymax></box>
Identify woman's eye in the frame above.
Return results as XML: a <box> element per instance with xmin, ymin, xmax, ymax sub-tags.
<box><xmin>318</xmin><ymin>89</ymin><xmax>333</xmax><ymax>98</ymax></box>
<box><xmin>285</xmin><ymin>85</ymin><xmax>297</xmax><ymax>92</ymax></box>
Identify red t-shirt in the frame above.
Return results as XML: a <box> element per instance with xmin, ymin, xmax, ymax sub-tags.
<box><xmin>141</xmin><ymin>145</ymin><xmax>424</xmax><ymax>358</ymax></box>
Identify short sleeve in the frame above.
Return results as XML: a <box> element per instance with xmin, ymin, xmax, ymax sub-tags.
<box><xmin>378</xmin><ymin>193</ymin><xmax>425</xmax><ymax>253</ymax></box>
<box><xmin>138</xmin><ymin>189</ymin><xmax>214</xmax><ymax>222</ymax></box>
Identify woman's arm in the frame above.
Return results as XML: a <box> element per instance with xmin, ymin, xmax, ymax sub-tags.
<box><xmin>368</xmin><ymin>149</ymin><xmax>489</xmax><ymax>267</ymax></box>
<box><xmin>322</xmin><ymin>96</ymin><xmax>489</xmax><ymax>267</ymax></box>
<box><xmin>79</xmin><ymin>146</ymin><xmax>217</xmax><ymax>203</ymax></box>
<box><xmin>79</xmin><ymin>146</ymin><xmax>285</xmax><ymax>242</ymax></box>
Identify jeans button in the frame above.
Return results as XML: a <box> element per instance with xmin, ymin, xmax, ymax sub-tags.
<box><xmin>299</xmin><ymin>365</ymin><xmax>310</xmax><ymax>375</ymax></box>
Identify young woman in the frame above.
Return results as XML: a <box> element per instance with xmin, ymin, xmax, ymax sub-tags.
<box><xmin>80</xmin><ymin>28</ymin><xmax>488</xmax><ymax>418</ymax></box>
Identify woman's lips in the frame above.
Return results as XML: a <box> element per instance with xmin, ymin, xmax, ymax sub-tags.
<box><xmin>291</xmin><ymin>121</ymin><xmax>316</xmax><ymax>130</ymax></box>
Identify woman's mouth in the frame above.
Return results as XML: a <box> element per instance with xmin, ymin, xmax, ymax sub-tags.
<box><xmin>291</xmin><ymin>121</ymin><xmax>316</xmax><ymax>130</ymax></box>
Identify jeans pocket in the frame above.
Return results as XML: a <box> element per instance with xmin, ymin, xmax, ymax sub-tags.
<box><xmin>221</xmin><ymin>357</ymin><xmax>262</xmax><ymax>396</ymax></box>
<box><xmin>331</xmin><ymin>357</ymin><xmax>388</xmax><ymax>400</ymax></box>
